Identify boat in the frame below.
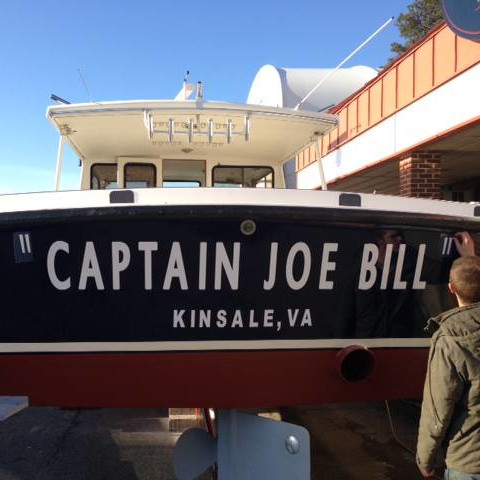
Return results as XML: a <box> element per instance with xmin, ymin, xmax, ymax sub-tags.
<box><xmin>0</xmin><ymin>88</ymin><xmax>479</xmax><ymax>409</ymax></box>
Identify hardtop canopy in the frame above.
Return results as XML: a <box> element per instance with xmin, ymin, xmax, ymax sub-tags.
<box><xmin>47</xmin><ymin>100</ymin><xmax>338</xmax><ymax>166</ymax></box>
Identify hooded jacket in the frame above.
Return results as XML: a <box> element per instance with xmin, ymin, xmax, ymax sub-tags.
<box><xmin>416</xmin><ymin>302</ymin><xmax>480</xmax><ymax>474</ymax></box>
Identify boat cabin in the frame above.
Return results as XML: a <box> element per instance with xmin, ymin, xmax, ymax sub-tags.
<box><xmin>47</xmin><ymin>100</ymin><xmax>338</xmax><ymax>191</ymax></box>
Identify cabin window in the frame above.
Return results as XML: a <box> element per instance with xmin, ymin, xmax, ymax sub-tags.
<box><xmin>90</xmin><ymin>164</ymin><xmax>118</xmax><ymax>190</ymax></box>
<box><xmin>124</xmin><ymin>163</ymin><xmax>156</xmax><ymax>188</ymax></box>
<box><xmin>162</xmin><ymin>159</ymin><xmax>205</xmax><ymax>187</ymax></box>
<box><xmin>163</xmin><ymin>180</ymin><xmax>201</xmax><ymax>188</ymax></box>
<box><xmin>212</xmin><ymin>166</ymin><xmax>274</xmax><ymax>188</ymax></box>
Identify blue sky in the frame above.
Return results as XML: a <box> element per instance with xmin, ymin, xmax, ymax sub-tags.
<box><xmin>0</xmin><ymin>0</ymin><xmax>412</xmax><ymax>193</ymax></box>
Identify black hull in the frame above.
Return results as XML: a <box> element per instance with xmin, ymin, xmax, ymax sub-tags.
<box><xmin>0</xmin><ymin>205</ymin><xmax>475</xmax><ymax>347</ymax></box>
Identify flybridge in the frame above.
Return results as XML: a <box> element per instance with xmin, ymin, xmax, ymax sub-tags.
<box><xmin>47</xmin><ymin>100</ymin><xmax>338</xmax><ymax>191</ymax></box>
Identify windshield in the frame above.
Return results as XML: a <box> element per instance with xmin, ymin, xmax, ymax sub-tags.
<box><xmin>213</xmin><ymin>166</ymin><xmax>274</xmax><ymax>188</ymax></box>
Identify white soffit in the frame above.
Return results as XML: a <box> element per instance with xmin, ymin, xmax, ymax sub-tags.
<box><xmin>297</xmin><ymin>61</ymin><xmax>480</xmax><ymax>189</ymax></box>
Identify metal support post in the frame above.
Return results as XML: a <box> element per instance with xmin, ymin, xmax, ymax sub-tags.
<box><xmin>54</xmin><ymin>135</ymin><xmax>66</xmax><ymax>191</ymax></box>
<box><xmin>315</xmin><ymin>135</ymin><xmax>328</xmax><ymax>190</ymax></box>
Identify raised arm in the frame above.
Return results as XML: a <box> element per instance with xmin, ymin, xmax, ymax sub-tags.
<box><xmin>454</xmin><ymin>232</ymin><xmax>476</xmax><ymax>257</ymax></box>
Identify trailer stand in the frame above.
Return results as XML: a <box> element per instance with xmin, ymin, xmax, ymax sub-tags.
<box><xmin>173</xmin><ymin>409</ymin><xmax>310</xmax><ymax>480</ymax></box>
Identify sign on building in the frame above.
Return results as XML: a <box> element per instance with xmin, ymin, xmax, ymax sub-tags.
<box><xmin>442</xmin><ymin>0</ymin><xmax>480</xmax><ymax>42</ymax></box>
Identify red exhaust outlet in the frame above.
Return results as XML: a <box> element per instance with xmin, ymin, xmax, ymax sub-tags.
<box><xmin>336</xmin><ymin>345</ymin><xmax>375</xmax><ymax>382</ymax></box>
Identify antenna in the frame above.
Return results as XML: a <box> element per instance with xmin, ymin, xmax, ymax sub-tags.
<box><xmin>77</xmin><ymin>67</ymin><xmax>95</xmax><ymax>103</ymax></box>
<box><xmin>50</xmin><ymin>94</ymin><xmax>71</xmax><ymax>105</ymax></box>
<box><xmin>294</xmin><ymin>16</ymin><xmax>394</xmax><ymax>110</ymax></box>
<box><xmin>183</xmin><ymin>70</ymin><xmax>190</xmax><ymax>100</ymax></box>
<box><xmin>174</xmin><ymin>71</ymin><xmax>195</xmax><ymax>101</ymax></box>
<box><xmin>196</xmin><ymin>81</ymin><xmax>203</xmax><ymax>100</ymax></box>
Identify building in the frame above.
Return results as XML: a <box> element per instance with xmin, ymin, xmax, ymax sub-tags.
<box><xmin>294</xmin><ymin>22</ymin><xmax>480</xmax><ymax>201</ymax></box>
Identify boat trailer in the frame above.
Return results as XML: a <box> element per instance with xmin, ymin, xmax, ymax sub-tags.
<box><xmin>173</xmin><ymin>409</ymin><xmax>310</xmax><ymax>480</ymax></box>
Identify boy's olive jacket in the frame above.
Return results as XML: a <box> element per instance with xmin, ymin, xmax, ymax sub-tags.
<box><xmin>417</xmin><ymin>302</ymin><xmax>480</xmax><ymax>474</ymax></box>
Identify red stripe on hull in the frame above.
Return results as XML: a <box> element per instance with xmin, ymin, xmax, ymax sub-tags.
<box><xmin>0</xmin><ymin>348</ymin><xmax>429</xmax><ymax>408</ymax></box>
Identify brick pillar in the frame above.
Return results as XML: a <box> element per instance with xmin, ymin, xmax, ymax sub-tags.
<box><xmin>399</xmin><ymin>151</ymin><xmax>442</xmax><ymax>199</ymax></box>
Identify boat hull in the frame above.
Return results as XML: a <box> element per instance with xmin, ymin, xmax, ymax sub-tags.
<box><xmin>0</xmin><ymin>348</ymin><xmax>428</xmax><ymax>408</ymax></box>
<box><xmin>0</xmin><ymin>200</ymin><xmax>477</xmax><ymax>407</ymax></box>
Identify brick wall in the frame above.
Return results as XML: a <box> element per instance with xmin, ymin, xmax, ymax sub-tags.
<box><xmin>399</xmin><ymin>152</ymin><xmax>442</xmax><ymax>199</ymax></box>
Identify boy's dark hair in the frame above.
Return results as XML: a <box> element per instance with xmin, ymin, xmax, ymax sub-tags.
<box><xmin>450</xmin><ymin>256</ymin><xmax>480</xmax><ymax>304</ymax></box>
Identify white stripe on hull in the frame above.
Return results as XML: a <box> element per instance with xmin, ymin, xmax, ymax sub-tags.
<box><xmin>0</xmin><ymin>337</ymin><xmax>430</xmax><ymax>353</ymax></box>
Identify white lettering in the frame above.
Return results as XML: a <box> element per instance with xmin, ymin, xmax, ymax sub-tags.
<box><xmin>249</xmin><ymin>310</ymin><xmax>258</xmax><ymax>327</ymax></box>
<box><xmin>173</xmin><ymin>310</ymin><xmax>185</xmax><ymax>328</ymax></box>
<box><xmin>163</xmin><ymin>242</ymin><xmax>188</xmax><ymax>290</ymax></box>
<box><xmin>300</xmin><ymin>309</ymin><xmax>313</xmax><ymax>327</ymax></box>
<box><xmin>286</xmin><ymin>242</ymin><xmax>311</xmax><ymax>290</ymax></box>
<box><xmin>263</xmin><ymin>242</ymin><xmax>278</xmax><ymax>290</ymax></box>
<box><xmin>413</xmin><ymin>244</ymin><xmax>427</xmax><ymax>289</ymax></box>
<box><xmin>138</xmin><ymin>241</ymin><xmax>158</xmax><ymax>290</ymax></box>
<box><xmin>216</xmin><ymin>310</ymin><xmax>227</xmax><ymax>328</ymax></box>
<box><xmin>112</xmin><ymin>242</ymin><xmax>131</xmax><ymax>290</ymax></box>
<box><xmin>288</xmin><ymin>308</ymin><xmax>299</xmax><ymax>327</ymax></box>
<box><xmin>199</xmin><ymin>309</ymin><xmax>211</xmax><ymax>328</ymax></box>
<box><xmin>47</xmin><ymin>241</ymin><xmax>71</xmax><ymax>290</ymax></box>
<box><xmin>214</xmin><ymin>242</ymin><xmax>240</xmax><ymax>290</ymax></box>
<box><xmin>198</xmin><ymin>242</ymin><xmax>207</xmax><ymax>290</ymax></box>
<box><xmin>380</xmin><ymin>244</ymin><xmax>393</xmax><ymax>290</ymax></box>
<box><xmin>78</xmin><ymin>241</ymin><xmax>104</xmax><ymax>290</ymax></box>
<box><xmin>264</xmin><ymin>309</ymin><xmax>274</xmax><ymax>327</ymax></box>
<box><xmin>358</xmin><ymin>244</ymin><xmax>379</xmax><ymax>290</ymax></box>
<box><xmin>231</xmin><ymin>310</ymin><xmax>243</xmax><ymax>328</ymax></box>
<box><xmin>393</xmin><ymin>244</ymin><xmax>407</xmax><ymax>289</ymax></box>
<box><xmin>319</xmin><ymin>243</ymin><xmax>338</xmax><ymax>290</ymax></box>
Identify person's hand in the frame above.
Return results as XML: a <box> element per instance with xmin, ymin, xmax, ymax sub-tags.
<box><xmin>454</xmin><ymin>232</ymin><xmax>476</xmax><ymax>256</ymax></box>
<box><xmin>418</xmin><ymin>466</ymin><xmax>436</xmax><ymax>478</ymax></box>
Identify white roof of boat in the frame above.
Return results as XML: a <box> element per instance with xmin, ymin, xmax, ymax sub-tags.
<box><xmin>47</xmin><ymin>100</ymin><xmax>338</xmax><ymax>164</ymax></box>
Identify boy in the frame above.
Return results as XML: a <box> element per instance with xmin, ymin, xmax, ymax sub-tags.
<box><xmin>417</xmin><ymin>236</ymin><xmax>480</xmax><ymax>479</ymax></box>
